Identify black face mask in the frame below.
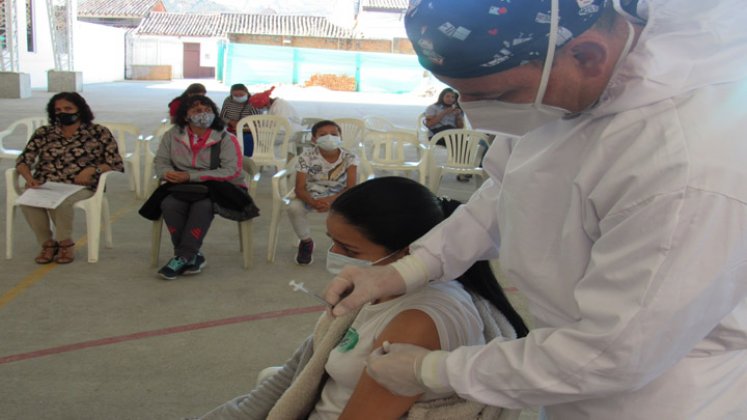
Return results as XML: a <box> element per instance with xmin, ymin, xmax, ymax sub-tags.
<box><xmin>56</xmin><ymin>112</ymin><xmax>79</xmax><ymax>126</ymax></box>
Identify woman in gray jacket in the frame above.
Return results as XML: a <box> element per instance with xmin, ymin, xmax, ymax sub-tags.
<box><xmin>153</xmin><ymin>95</ymin><xmax>245</xmax><ymax>280</ymax></box>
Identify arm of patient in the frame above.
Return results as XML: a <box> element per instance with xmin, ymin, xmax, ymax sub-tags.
<box><xmin>339</xmin><ymin>309</ymin><xmax>441</xmax><ymax>420</ymax></box>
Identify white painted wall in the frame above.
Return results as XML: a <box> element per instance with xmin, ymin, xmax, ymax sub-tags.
<box><xmin>355</xmin><ymin>10</ymin><xmax>406</xmax><ymax>40</ymax></box>
<box><xmin>17</xmin><ymin>0</ymin><xmax>56</xmax><ymax>87</ymax></box>
<box><xmin>15</xmin><ymin>0</ymin><xmax>126</xmax><ymax>88</ymax></box>
<box><xmin>130</xmin><ymin>35</ymin><xmax>219</xmax><ymax>79</ymax></box>
<box><xmin>76</xmin><ymin>22</ymin><xmax>126</xmax><ymax>84</ymax></box>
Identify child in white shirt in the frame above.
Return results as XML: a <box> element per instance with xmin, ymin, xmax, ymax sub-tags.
<box><xmin>289</xmin><ymin>120</ymin><xmax>359</xmax><ymax>265</ymax></box>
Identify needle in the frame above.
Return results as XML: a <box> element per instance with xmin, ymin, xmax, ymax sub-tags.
<box><xmin>288</xmin><ymin>280</ymin><xmax>332</xmax><ymax>308</ymax></box>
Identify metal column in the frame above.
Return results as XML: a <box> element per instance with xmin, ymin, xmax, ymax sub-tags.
<box><xmin>1</xmin><ymin>0</ymin><xmax>20</xmax><ymax>71</ymax></box>
<box><xmin>45</xmin><ymin>0</ymin><xmax>74</xmax><ymax>70</ymax></box>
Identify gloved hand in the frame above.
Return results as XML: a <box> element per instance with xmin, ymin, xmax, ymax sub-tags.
<box><xmin>324</xmin><ymin>265</ymin><xmax>406</xmax><ymax>316</ymax></box>
<box><xmin>366</xmin><ymin>341</ymin><xmax>453</xmax><ymax>397</ymax></box>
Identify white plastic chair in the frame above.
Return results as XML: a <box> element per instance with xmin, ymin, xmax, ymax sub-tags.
<box><xmin>267</xmin><ymin>157</ymin><xmax>298</xmax><ymax>263</ymax></box>
<box><xmin>5</xmin><ymin>118</ymin><xmax>129</xmax><ymax>263</ymax></box>
<box><xmin>294</xmin><ymin>117</ymin><xmax>324</xmax><ymax>155</ymax></box>
<box><xmin>363</xmin><ymin>115</ymin><xmax>395</xmax><ymax>133</ymax></box>
<box><xmin>331</xmin><ymin>118</ymin><xmax>370</xmax><ymax>183</ymax></box>
<box><xmin>363</xmin><ymin>129</ymin><xmax>428</xmax><ymax>185</ymax></box>
<box><xmin>141</xmin><ymin>120</ymin><xmax>174</xmax><ymax>199</ymax></box>
<box><xmin>150</xmin><ymin>209</ymin><xmax>254</xmax><ymax>270</ymax></box>
<box><xmin>99</xmin><ymin>122</ymin><xmax>143</xmax><ymax>198</ymax></box>
<box><xmin>416</xmin><ymin>112</ymin><xmax>430</xmax><ymax>144</ymax></box>
<box><xmin>5</xmin><ymin>167</ymin><xmax>120</xmax><ymax>263</ymax></box>
<box><xmin>236</xmin><ymin>115</ymin><xmax>291</xmax><ymax>186</ymax></box>
<box><xmin>427</xmin><ymin>129</ymin><xmax>491</xmax><ymax>192</ymax></box>
<box><xmin>0</xmin><ymin>116</ymin><xmax>47</xmax><ymax>162</ymax></box>
<box><xmin>419</xmin><ymin>111</ymin><xmax>472</xmax><ymax>145</ymax></box>
<box><xmin>332</xmin><ymin>117</ymin><xmax>366</xmax><ymax>151</ymax></box>
<box><xmin>237</xmin><ymin>114</ymin><xmax>291</xmax><ymax>172</ymax></box>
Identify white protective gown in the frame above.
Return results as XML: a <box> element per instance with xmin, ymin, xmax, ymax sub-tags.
<box><xmin>410</xmin><ymin>1</ymin><xmax>747</xmax><ymax>418</ymax></box>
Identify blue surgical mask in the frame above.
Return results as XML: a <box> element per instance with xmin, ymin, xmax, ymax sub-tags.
<box><xmin>316</xmin><ymin>134</ymin><xmax>343</xmax><ymax>151</ymax></box>
<box><xmin>189</xmin><ymin>112</ymin><xmax>215</xmax><ymax>128</ymax></box>
<box><xmin>326</xmin><ymin>246</ymin><xmax>400</xmax><ymax>275</ymax></box>
<box><xmin>232</xmin><ymin>95</ymin><xmax>248</xmax><ymax>103</ymax></box>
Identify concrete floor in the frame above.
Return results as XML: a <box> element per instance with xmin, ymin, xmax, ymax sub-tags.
<box><xmin>0</xmin><ymin>80</ymin><xmax>537</xmax><ymax>420</ymax></box>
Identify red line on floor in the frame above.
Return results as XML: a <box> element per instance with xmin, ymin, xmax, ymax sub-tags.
<box><xmin>0</xmin><ymin>305</ymin><xmax>325</xmax><ymax>365</ymax></box>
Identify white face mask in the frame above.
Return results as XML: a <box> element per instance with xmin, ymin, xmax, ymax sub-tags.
<box><xmin>460</xmin><ymin>1</ymin><xmax>635</xmax><ymax>137</ymax></box>
<box><xmin>232</xmin><ymin>95</ymin><xmax>248</xmax><ymax>103</ymax></box>
<box><xmin>326</xmin><ymin>247</ymin><xmax>399</xmax><ymax>275</ymax></box>
<box><xmin>460</xmin><ymin>100</ymin><xmax>570</xmax><ymax>137</ymax></box>
<box><xmin>316</xmin><ymin>134</ymin><xmax>342</xmax><ymax>151</ymax></box>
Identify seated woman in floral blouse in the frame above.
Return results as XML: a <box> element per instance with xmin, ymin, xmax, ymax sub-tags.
<box><xmin>15</xmin><ymin>92</ymin><xmax>124</xmax><ymax>264</ymax></box>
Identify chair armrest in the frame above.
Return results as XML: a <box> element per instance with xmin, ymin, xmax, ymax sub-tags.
<box><xmin>93</xmin><ymin>171</ymin><xmax>119</xmax><ymax>198</ymax></box>
<box><xmin>5</xmin><ymin>168</ymin><xmax>22</xmax><ymax>200</ymax></box>
<box><xmin>271</xmin><ymin>168</ymin><xmax>290</xmax><ymax>202</ymax></box>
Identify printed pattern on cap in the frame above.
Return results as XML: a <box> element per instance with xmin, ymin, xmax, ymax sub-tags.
<box><xmin>405</xmin><ymin>0</ymin><xmax>606</xmax><ymax>78</ymax></box>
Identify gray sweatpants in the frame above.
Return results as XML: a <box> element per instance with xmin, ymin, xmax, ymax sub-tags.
<box><xmin>161</xmin><ymin>195</ymin><xmax>214</xmax><ymax>260</ymax></box>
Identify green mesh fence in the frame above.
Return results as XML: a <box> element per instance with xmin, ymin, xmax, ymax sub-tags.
<box><xmin>222</xmin><ymin>43</ymin><xmax>425</xmax><ymax>93</ymax></box>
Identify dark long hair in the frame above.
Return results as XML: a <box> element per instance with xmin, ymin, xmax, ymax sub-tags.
<box><xmin>46</xmin><ymin>92</ymin><xmax>95</xmax><ymax>125</ymax></box>
<box><xmin>330</xmin><ymin>176</ymin><xmax>529</xmax><ymax>337</ymax></box>
<box><xmin>435</xmin><ymin>87</ymin><xmax>461</xmax><ymax>108</ymax></box>
<box><xmin>175</xmin><ymin>95</ymin><xmax>226</xmax><ymax>131</ymax></box>
<box><xmin>168</xmin><ymin>83</ymin><xmax>206</xmax><ymax>108</ymax></box>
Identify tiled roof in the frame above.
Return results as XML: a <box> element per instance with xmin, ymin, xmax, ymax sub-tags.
<box><xmin>361</xmin><ymin>0</ymin><xmax>409</xmax><ymax>11</ymax></box>
<box><xmin>136</xmin><ymin>13</ymin><xmax>222</xmax><ymax>37</ymax></box>
<box><xmin>220</xmin><ymin>13</ymin><xmax>353</xmax><ymax>38</ymax></box>
<box><xmin>78</xmin><ymin>0</ymin><xmax>161</xmax><ymax>18</ymax></box>
<box><xmin>135</xmin><ymin>12</ymin><xmax>354</xmax><ymax>38</ymax></box>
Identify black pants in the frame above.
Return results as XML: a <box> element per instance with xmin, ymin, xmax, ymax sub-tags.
<box><xmin>161</xmin><ymin>195</ymin><xmax>214</xmax><ymax>260</ymax></box>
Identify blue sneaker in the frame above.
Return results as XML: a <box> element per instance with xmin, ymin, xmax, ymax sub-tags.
<box><xmin>158</xmin><ymin>256</ymin><xmax>189</xmax><ymax>280</ymax></box>
<box><xmin>184</xmin><ymin>253</ymin><xmax>206</xmax><ymax>275</ymax></box>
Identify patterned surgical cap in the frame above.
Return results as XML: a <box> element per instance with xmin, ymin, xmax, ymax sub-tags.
<box><xmin>405</xmin><ymin>0</ymin><xmax>607</xmax><ymax>78</ymax></box>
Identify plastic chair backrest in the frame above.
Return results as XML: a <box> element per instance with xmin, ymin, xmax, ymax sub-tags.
<box><xmin>363</xmin><ymin>115</ymin><xmax>395</xmax><ymax>132</ymax></box>
<box><xmin>99</xmin><ymin>122</ymin><xmax>140</xmax><ymax>159</ymax></box>
<box><xmin>154</xmin><ymin>121</ymin><xmax>174</xmax><ymax>140</ymax></box>
<box><xmin>416</xmin><ymin>112</ymin><xmax>429</xmax><ymax>143</ymax></box>
<box><xmin>369</xmin><ymin>129</ymin><xmax>421</xmax><ymax>165</ymax></box>
<box><xmin>0</xmin><ymin>116</ymin><xmax>48</xmax><ymax>157</ymax></box>
<box><xmin>301</xmin><ymin>117</ymin><xmax>324</xmax><ymax>128</ymax></box>
<box><xmin>333</xmin><ymin>118</ymin><xmax>365</xmax><ymax>151</ymax></box>
<box><xmin>9</xmin><ymin>116</ymin><xmax>48</xmax><ymax>137</ymax></box>
<box><xmin>431</xmin><ymin>129</ymin><xmax>490</xmax><ymax>168</ymax></box>
<box><xmin>237</xmin><ymin>115</ymin><xmax>291</xmax><ymax>166</ymax></box>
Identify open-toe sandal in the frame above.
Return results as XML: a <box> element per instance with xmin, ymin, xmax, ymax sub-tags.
<box><xmin>55</xmin><ymin>239</ymin><xmax>75</xmax><ymax>264</ymax></box>
<box><xmin>35</xmin><ymin>240</ymin><xmax>58</xmax><ymax>264</ymax></box>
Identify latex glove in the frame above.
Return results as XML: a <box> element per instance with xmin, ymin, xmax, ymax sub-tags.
<box><xmin>324</xmin><ymin>265</ymin><xmax>406</xmax><ymax>316</ymax></box>
<box><xmin>366</xmin><ymin>341</ymin><xmax>432</xmax><ymax>397</ymax></box>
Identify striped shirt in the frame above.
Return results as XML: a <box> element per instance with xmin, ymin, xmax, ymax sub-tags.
<box><xmin>219</xmin><ymin>96</ymin><xmax>262</xmax><ymax>122</ymax></box>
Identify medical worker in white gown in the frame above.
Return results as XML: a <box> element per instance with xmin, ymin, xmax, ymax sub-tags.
<box><xmin>323</xmin><ymin>0</ymin><xmax>747</xmax><ymax>418</ymax></box>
